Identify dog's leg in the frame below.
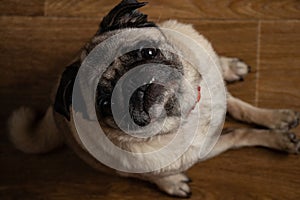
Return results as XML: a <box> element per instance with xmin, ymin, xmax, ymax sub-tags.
<box><xmin>205</xmin><ymin>128</ymin><xmax>300</xmax><ymax>160</ymax></box>
<box><xmin>219</xmin><ymin>56</ymin><xmax>251</xmax><ymax>82</ymax></box>
<box><xmin>148</xmin><ymin>173</ymin><xmax>192</xmax><ymax>198</ymax></box>
<box><xmin>227</xmin><ymin>95</ymin><xmax>300</xmax><ymax>130</ymax></box>
<box><xmin>119</xmin><ymin>172</ymin><xmax>192</xmax><ymax>198</ymax></box>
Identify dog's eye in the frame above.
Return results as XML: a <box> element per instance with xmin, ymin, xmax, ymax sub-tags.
<box><xmin>99</xmin><ymin>98</ymin><xmax>111</xmax><ymax>116</ymax></box>
<box><xmin>141</xmin><ymin>48</ymin><xmax>158</xmax><ymax>59</ymax></box>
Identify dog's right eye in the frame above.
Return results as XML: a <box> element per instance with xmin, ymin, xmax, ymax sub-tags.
<box><xmin>99</xmin><ymin>98</ymin><xmax>111</xmax><ymax>116</ymax></box>
<box><xmin>140</xmin><ymin>48</ymin><xmax>159</xmax><ymax>59</ymax></box>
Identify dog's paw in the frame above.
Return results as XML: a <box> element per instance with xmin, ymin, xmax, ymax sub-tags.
<box><xmin>220</xmin><ymin>57</ymin><xmax>251</xmax><ymax>82</ymax></box>
<box><xmin>272</xmin><ymin>131</ymin><xmax>300</xmax><ymax>154</ymax></box>
<box><xmin>154</xmin><ymin>173</ymin><xmax>192</xmax><ymax>198</ymax></box>
<box><xmin>270</xmin><ymin>110</ymin><xmax>300</xmax><ymax>131</ymax></box>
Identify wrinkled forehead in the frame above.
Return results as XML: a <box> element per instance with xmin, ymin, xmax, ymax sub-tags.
<box><xmin>79</xmin><ymin>27</ymin><xmax>180</xmax><ymax>80</ymax></box>
<box><xmin>111</xmin><ymin>27</ymin><xmax>169</xmax><ymax>51</ymax></box>
<box><xmin>82</xmin><ymin>27</ymin><xmax>180</xmax><ymax>68</ymax></box>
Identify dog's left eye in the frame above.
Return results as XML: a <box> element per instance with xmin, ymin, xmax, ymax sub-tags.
<box><xmin>141</xmin><ymin>48</ymin><xmax>158</xmax><ymax>59</ymax></box>
<box><xmin>98</xmin><ymin>97</ymin><xmax>111</xmax><ymax>116</ymax></box>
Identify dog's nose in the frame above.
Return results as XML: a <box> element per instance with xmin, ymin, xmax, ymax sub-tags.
<box><xmin>129</xmin><ymin>83</ymin><xmax>167</xmax><ymax>127</ymax></box>
<box><xmin>143</xmin><ymin>83</ymin><xmax>166</xmax><ymax>110</ymax></box>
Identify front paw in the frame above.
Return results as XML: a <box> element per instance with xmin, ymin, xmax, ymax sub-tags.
<box><xmin>221</xmin><ymin>57</ymin><xmax>251</xmax><ymax>82</ymax></box>
<box><xmin>271</xmin><ymin>110</ymin><xmax>300</xmax><ymax>131</ymax></box>
<box><xmin>154</xmin><ymin>173</ymin><xmax>192</xmax><ymax>198</ymax></box>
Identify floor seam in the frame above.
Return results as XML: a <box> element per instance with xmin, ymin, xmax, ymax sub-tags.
<box><xmin>255</xmin><ymin>20</ymin><xmax>261</xmax><ymax>107</ymax></box>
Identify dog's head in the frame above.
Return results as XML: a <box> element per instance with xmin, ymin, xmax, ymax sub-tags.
<box><xmin>54</xmin><ymin>0</ymin><xmax>201</xmax><ymax>137</ymax></box>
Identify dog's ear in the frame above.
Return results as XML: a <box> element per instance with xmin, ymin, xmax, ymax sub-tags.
<box><xmin>97</xmin><ymin>0</ymin><xmax>156</xmax><ymax>34</ymax></box>
<box><xmin>54</xmin><ymin>61</ymin><xmax>80</xmax><ymax>121</ymax></box>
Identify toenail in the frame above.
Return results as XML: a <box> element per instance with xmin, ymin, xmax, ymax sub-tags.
<box><xmin>289</xmin><ymin>133</ymin><xmax>297</xmax><ymax>142</ymax></box>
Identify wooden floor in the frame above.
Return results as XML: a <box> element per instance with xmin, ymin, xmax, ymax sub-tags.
<box><xmin>1</xmin><ymin>0</ymin><xmax>300</xmax><ymax>199</ymax></box>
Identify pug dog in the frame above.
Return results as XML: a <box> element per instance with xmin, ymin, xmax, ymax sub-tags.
<box><xmin>8</xmin><ymin>0</ymin><xmax>300</xmax><ymax>198</ymax></box>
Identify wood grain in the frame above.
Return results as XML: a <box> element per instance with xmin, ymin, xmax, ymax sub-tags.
<box><xmin>45</xmin><ymin>0</ymin><xmax>300</xmax><ymax>19</ymax></box>
<box><xmin>258</xmin><ymin>21</ymin><xmax>300</xmax><ymax>110</ymax></box>
<box><xmin>0</xmin><ymin>0</ymin><xmax>45</xmax><ymax>16</ymax></box>
<box><xmin>190</xmin><ymin>0</ymin><xmax>300</xmax><ymax>20</ymax></box>
<box><xmin>45</xmin><ymin>0</ymin><xmax>200</xmax><ymax>19</ymax></box>
<box><xmin>0</xmin><ymin>17</ymin><xmax>99</xmax><ymax>122</ymax></box>
<box><xmin>1</xmin><ymin>0</ymin><xmax>300</xmax><ymax>200</ymax></box>
<box><xmin>258</xmin><ymin>20</ymin><xmax>300</xmax><ymax>133</ymax></box>
<box><xmin>1</xmin><ymin>133</ymin><xmax>300</xmax><ymax>200</ymax></box>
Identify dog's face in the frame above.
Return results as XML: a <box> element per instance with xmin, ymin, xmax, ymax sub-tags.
<box><xmin>55</xmin><ymin>0</ymin><xmax>201</xmax><ymax>138</ymax></box>
<box><xmin>95</xmin><ymin>28</ymin><xmax>188</xmax><ymax>133</ymax></box>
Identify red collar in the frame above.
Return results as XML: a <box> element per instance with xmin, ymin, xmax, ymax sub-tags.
<box><xmin>187</xmin><ymin>86</ymin><xmax>201</xmax><ymax>115</ymax></box>
<box><xmin>196</xmin><ymin>86</ymin><xmax>201</xmax><ymax>103</ymax></box>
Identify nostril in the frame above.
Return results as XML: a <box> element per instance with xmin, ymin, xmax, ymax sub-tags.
<box><xmin>129</xmin><ymin>87</ymin><xmax>151</xmax><ymax>127</ymax></box>
<box><xmin>132</xmin><ymin>115</ymin><xmax>151</xmax><ymax>127</ymax></box>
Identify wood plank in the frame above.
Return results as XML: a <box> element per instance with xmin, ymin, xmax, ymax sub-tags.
<box><xmin>258</xmin><ymin>20</ymin><xmax>300</xmax><ymax>133</ymax></box>
<box><xmin>0</xmin><ymin>16</ymin><xmax>99</xmax><ymax>121</ymax></box>
<box><xmin>45</xmin><ymin>0</ymin><xmax>300</xmax><ymax>19</ymax></box>
<box><xmin>190</xmin><ymin>0</ymin><xmax>300</xmax><ymax>20</ymax></box>
<box><xmin>258</xmin><ymin>21</ymin><xmax>300</xmax><ymax>109</ymax></box>
<box><xmin>0</xmin><ymin>0</ymin><xmax>45</xmax><ymax>16</ymax></box>
<box><xmin>1</xmin><ymin>13</ymin><xmax>300</xmax><ymax>200</ymax></box>
<box><xmin>45</xmin><ymin>0</ymin><xmax>119</xmax><ymax>18</ymax></box>
<box><xmin>45</xmin><ymin>0</ymin><xmax>200</xmax><ymax>19</ymax></box>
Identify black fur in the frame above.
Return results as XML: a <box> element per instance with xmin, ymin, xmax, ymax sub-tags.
<box><xmin>54</xmin><ymin>61</ymin><xmax>80</xmax><ymax>120</ymax></box>
<box><xmin>97</xmin><ymin>0</ymin><xmax>156</xmax><ymax>34</ymax></box>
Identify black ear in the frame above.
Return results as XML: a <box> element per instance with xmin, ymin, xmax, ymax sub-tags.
<box><xmin>54</xmin><ymin>61</ymin><xmax>80</xmax><ymax>121</ymax></box>
<box><xmin>98</xmin><ymin>0</ymin><xmax>156</xmax><ymax>34</ymax></box>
